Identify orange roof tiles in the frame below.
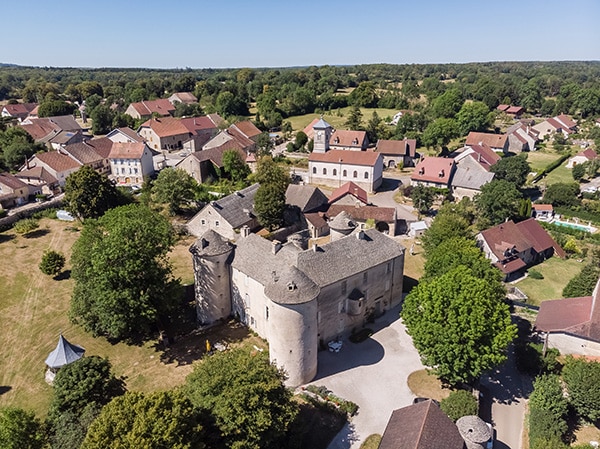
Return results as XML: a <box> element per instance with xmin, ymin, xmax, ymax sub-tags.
<box><xmin>465</xmin><ymin>132</ymin><xmax>507</xmax><ymax>150</ymax></box>
<box><xmin>328</xmin><ymin>181</ymin><xmax>368</xmax><ymax>205</ymax></box>
<box><xmin>34</xmin><ymin>151</ymin><xmax>81</xmax><ymax>172</ymax></box>
<box><xmin>411</xmin><ymin>157</ymin><xmax>455</xmax><ymax>184</ymax></box>
<box><xmin>308</xmin><ymin>149</ymin><xmax>380</xmax><ymax>167</ymax></box>
<box><xmin>375</xmin><ymin>139</ymin><xmax>417</xmax><ymax>157</ymax></box>
<box><xmin>109</xmin><ymin>142</ymin><xmax>148</xmax><ymax>160</ymax></box>
<box><xmin>140</xmin><ymin>117</ymin><xmax>190</xmax><ymax>138</ymax></box>
<box><xmin>329</xmin><ymin>129</ymin><xmax>367</xmax><ymax>148</ymax></box>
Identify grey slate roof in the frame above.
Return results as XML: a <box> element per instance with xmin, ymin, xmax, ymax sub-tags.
<box><xmin>211</xmin><ymin>183</ymin><xmax>259</xmax><ymax>229</ymax></box>
<box><xmin>190</xmin><ymin>229</ymin><xmax>234</xmax><ymax>257</ymax></box>
<box><xmin>45</xmin><ymin>335</ymin><xmax>85</xmax><ymax>369</ymax></box>
<box><xmin>313</xmin><ymin>118</ymin><xmax>331</xmax><ymax>130</ymax></box>
<box><xmin>450</xmin><ymin>155</ymin><xmax>494</xmax><ymax>190</ymax></box>
<box><xmin>286</xmin><ymin>184</ymin><xmax>328</xmax><ymax>213</ymax></box>
<box><xmin>232</xmin><ymin>233</ymin><xmax>300</xmax><ymax>287</ymax></box>
<box><xmin>456</xmin><ymin>415</ymin><xmax>491</xmax><ymax>445</ymax></box>
<box><xmin>297</xmin><ymin>229</ymin><xmax>404</xmax><ymax>287</ymax></box>
<box><xmin>264</xmin><ymin>265</ymin><xmax>320</xmax><ymax>305</ymax></box>
<box><xmin>329</xmin><ymin>210</ymin><xmax>357</xmax><ymax>232</ymax></box>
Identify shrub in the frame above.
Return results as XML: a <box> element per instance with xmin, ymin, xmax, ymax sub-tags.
<box><xmin>515</xmin><ymin>343</ymin><xmax>560</xmax><ymax>375</ymax></box>
<box><xmin>32</xmin><ymin>208</ymin><xmax>58</xmax><ymax>219</ymax></box>
<box><xmin>439</xmin><ymin>390</ymin><xmax>478</xmax><ymax>422</ymax></box>
<box><xmin>528</xmin><ymin>269</ymin><xmax>544</xmax><ymax>280</ymax></box>
<box><xmin>13</xmin><ymin>218</ymin><xmax>39</xmax><ymax>235</ymax></box>
<box><xmin>39</xmin><ymin>250</ymin><xmax>66</xmax><ymax>277</ymax></box>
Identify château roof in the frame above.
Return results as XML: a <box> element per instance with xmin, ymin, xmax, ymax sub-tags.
<box><xmin>264</xmin><ymin>265</ymin><xmax>320</xmax><ymax>305</ymax></box>
<box><xmin>190</xmin><ymin>229</ymin><xmax>234</xmax><ymax>258</ymax></box>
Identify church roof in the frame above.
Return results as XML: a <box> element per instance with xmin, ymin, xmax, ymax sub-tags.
<box><xmin>45</xmin><ymin>334</ymin><xmax>85</xmax><ymax>369</ymax></box>
<box><xmin>313</xmin><ymin>118</ymin><xmax>331</xmax><ymax>130</ymax></box>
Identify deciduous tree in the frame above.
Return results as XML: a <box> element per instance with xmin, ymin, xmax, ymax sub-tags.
<box><xmin>410</xmin><ymin>185</ymin><xmax>435</xmax><ymax>214</ymax></box>
<box><xmin>475</xmin><ymin>179</ymin><xmax>523</xmax><ymax>226</ymax></box>
<box><xmin>543</xmin><ymin>182</ymin><xmax>580</xmax><ymax>208</ymax></box>
<box><xmin>490</xmin><ymin>155</ymin><xmax>530</xmax><ymax>187</ymax></box>
<box><xmin>456</xmin><ymin>101</ymin><xmax>492</xmax><ymax>135</ymax></box>
<box><xmin>0</xmin><ymin>407</ymin><xmax>45</xmax><ymax>449</ymax></box>
<box><xmin>81</xmin><ymin>391</ymin><xmax>206</xmax><ymax>449</ymax></box>
<box><xmin>440</xmin><ymin>390</ymin><xmax>478</xmax><ymax>422</ymax></box>
<box><xmin>222</xmin><ymin>149</ymin><xmax>250</xmax><ymax>184</ymax></box>
<box><xmin>39</xmin><ymin>250</ymin><xmax>66</xmax><ymax>277</ymax></box>
<box><xmin>70</xmin><ymin>204</ymin><xmax>180</xmax><ymax>341</ymax></box>
<box><xmin>401</xmin><ymin>266</ymin><xmax>516</xmax><ymax>386</ymax></box>
<box><xmin>184</xmin><ymin>348</ymin><xmax>297</xmax><ymax>449</ymax></box>
<box><xmin>562</xmin><ymin>356</ymin><xmax>600</xmax><ymax>422</ymax></box>
<box><xmin>151</xmin><ymin>167</ymin><xmax>197</xmax><ymax>215</ymax></box>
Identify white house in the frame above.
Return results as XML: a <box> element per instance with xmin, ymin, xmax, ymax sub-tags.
<box><xmin>308</xmin><ymin>150</ymin><xmax>383</xmax><ymax>193</ymax></box>
<box><xmin>566</xmin><ymin>148</ymin><xmax>597</xmax><ymax>169</ymax></box>
<box><xmin>108</xmin><ymin>142</ymin><xmax>155</xmax><ymax>187</ymax></box>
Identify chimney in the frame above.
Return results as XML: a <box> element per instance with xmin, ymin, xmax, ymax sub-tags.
<box><xmin>356</xmin><ymin>230</ymin><xmax>365</xmax><ymax>240</ymax></box>
<box><xmin>313</xmin><ymin>243</ymin><xmax>319</xmax><ymax>252</ymax></box>
<box><xmin>272</xmin><ymin>240</ymin><xmax>282</xmax><ymax>255</ymax></box>
<box><xmin>240</xmin><ymin>225</ymin><xmax>250</xmax><ymax>238</ymax></box>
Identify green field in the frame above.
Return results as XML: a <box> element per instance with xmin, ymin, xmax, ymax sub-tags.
<box><xmin>286</xmin><ymin>107</ymin><xmax>399</xmax><ymax>133</ymax></box>
<box><xmin>526</xmin><ymin>146</ymin><xmax>577</xmax><ymax>186</ymax></box>
<box><xmin>0</xmin><ymin>218</ymin><xmax>262</xmax><ymax>417</ymax></box>
<box><xmin>514</xmin><ymin>256</ymin><xmax>585</xmax><ymax>306</ymax></box>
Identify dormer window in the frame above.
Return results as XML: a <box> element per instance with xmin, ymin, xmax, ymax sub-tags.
<box><xmin>438</xmin><ymin>169</ymin><xmax>445</xmax><ymax>178</ymax></box>
<box><xmin>418</xmin><ymin>168</ymin><xmax>424</xmax><ymax>175</ymax></box>
<box><xmin>287</xmin><ymin>281</ymin><xmax>297</xmax><ymax>291</ymax></box>
<box><xmin>334</xmin><ymin>137</ymin><xmax>340</xmax><ymax>144</ymax></box>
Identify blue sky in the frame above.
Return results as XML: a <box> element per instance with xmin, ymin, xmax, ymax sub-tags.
<box><xmin>4</xmin><ymin>0</ymin><xmax>599</xmax><ymax>68</ymax></box>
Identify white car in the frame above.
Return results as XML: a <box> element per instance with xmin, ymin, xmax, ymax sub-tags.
<box><xmin>583</xmin><ymin>186</ymin><xmax>598</xmax><ymax>193</ymax></box>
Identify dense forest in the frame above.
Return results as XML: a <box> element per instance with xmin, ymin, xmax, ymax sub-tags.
<box><xmin>1</xmin><ymin>61</ymin><xmax>599</xmax><ymax>145</ymax></box>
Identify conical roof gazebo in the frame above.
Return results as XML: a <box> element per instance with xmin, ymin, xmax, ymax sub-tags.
<box><xmin>44</xmin><ymin>334</ymin><xmax>85</xmax><ymax>384</ymax></box>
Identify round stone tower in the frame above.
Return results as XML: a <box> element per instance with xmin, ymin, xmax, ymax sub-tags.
<box><xmin>189</xmin><ymin>229</ymin><xmax>234</xmax><ymax>326</ymax></box>
<box><xmin>329</xmin><ymin>210</ymin><xmax>357</xmax><ymax>241</ymax></box>
<box><xmin>456</xmin><ymin>415</ymin><xmax>492</xmax><ymax>449</ymax></box>
<box><xmin>265</xmin><ymin>265</ymin><xmax>320</xmax><ymax>386</ymax></box>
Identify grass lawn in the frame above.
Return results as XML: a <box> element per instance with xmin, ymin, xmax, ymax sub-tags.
<box><xmin>526</xmin><ymin>151</ymin><xmax>563</xmax><ymax>173</ymax></box>
<box><xmin>286</xmin><ymin>107</ymin><xmax>399</xmax><ymax>133</ymax></box>
<box><xmin>512</xmin><ymin>256</ymin><xmax>585</xmax><ymax>306</ymax></box>
<box><xmin>0</xmin><ymin>218</ymin><xmax>264</xmax><ymax>418</ymax></box>
<box><xmin>406</xmin><ymin>369</ymin><xmax>451</xmax><ymax>402</ymax></box>
<box><xmin>402</xmin><ymin>237</ymin><xmax>426</xmax><ymax>289</ymax></box>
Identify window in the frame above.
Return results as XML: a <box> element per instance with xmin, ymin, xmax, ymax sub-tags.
<box><xmin>322</xmin><ymin>168</ymin><xmax>327</xmax><ymax>175</ymax></box>
<box><xmin>215</xmin><ymin>220</ymin><xmax>220</xmax><ymax>227</ymax></box>
<box><xmin>341</xmin><ymin>280</ymin><xmax>347</xmax><ymax>295</ymax></box>
<box><xmin>386</xmin><ymin>262</ymin><xmax>391</xmax><ymax>274</ymax></box>
<box><xmin>333</xmin><ymin>169</ymin><xmax>337</xmax><ymax>176</ymax></box>
<box><xmin>201</xmin><ymin>219</ymin><xmax>206</xmax><ymax>225</ymax></box>
<box><xmin>353</xmin><ymin>171</ymin><xmax>358</xmax><ymax>178</ymax></box>
<box><xmin>364</xmin><ymin>171</ymin><xmax>369</xmax><ymax>179</ymax></box>
<box><xmin>134</xmin><ymin>168</ymin><xmax>138</xmax><ymax>174</ymax></box>
<box><xmin>312</xmin><ymin>167</ymin><xmax>317</xmax><ymax>174</ymax></box>
<box><xmin>121</xmin><ymin>168</ymin><xmax>125</xmax><ymax>174</ymax></box>
<box><xmin>265</xmin><ymin>307</ymin><xmax>269</xmax><ymax>320</ymax></box>
<box><xmin>343</xmin><ymin>170</ymin><xmax>347</xmax><ymax>177</ymax></box>
<box><xmin>385</xmin><ymin>280</ymin><xmax>390</xmax><ymax>291</ymax></box>
<box><xmin>363</xmin><ymin>272</ymin><xmax>368</xmax><ymax>284</ymax></box>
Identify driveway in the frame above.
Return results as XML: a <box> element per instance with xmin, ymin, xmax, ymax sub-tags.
<box><xmin>480</xmin><ymin>344</ymin><xmax>532</xmax><ymax>449</ymax></box>
<box><xmin>369</xmin><ymin>176</ymin><xmax>419</xmax><ymax>224</ymax></box>
<box><xmin>309</xmin><ymin>304</ymin><xmax>424</xmax><ymax>449</ymax></box>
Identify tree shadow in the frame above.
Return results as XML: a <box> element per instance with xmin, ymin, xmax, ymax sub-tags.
<box><xmin>0</xmin><ymin>386</ymin><xmax>11</xmax><ymax>396</ymax></box>
<box><xmin>378</xmin><ymin>178</ymin><xmax>401</xmax><ymax>192</ymax></box>
<box><xmin>53</xmin><ymin>270</ymin><xmax>71</xmax><ymax>281</ymax></box>
<box><xmin>23</xmin><ymin>228</ymin><xmax>50</xmax><ymax>239</ymax></box>
<box><xmin>0</xmin><ymin>233</ymin><xmax>14</xmax><ymax>244</ymax></box>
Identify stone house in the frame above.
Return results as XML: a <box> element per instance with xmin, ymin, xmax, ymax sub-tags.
<box><xmin>375</xmin><ymin>138</ymin><xmax>418</xmax><ymax>168</ymax></box>
<box><xmin>450</xmin><ymin>155</ymin><xmax>495</xmax><ymax>201</ymax></box>
<box><xmin>532</xmin><ymin>114</ymin><xmax>577</xmax><ymax>140</ymax></box>
<box><xmin>1</xmin><ymin>102</ymin><xmax>38</xmax><ymax>122</ymax></box>
<box><xmin>0</xmin><ymin>173</ymin><xmax>31</xmax><ymax>208</ymax></box>
<box><xmin>410</xmin><ymin>157</ymin><xmax>456</xmax><ymax>189</ymax></box>
<box><xmin>21</xmin><ymin>115</ymin><xmax>85</xmax><ymax>150</ymax></box>
<box><xmin>168</xmin><ymin>92</ymin><xmax>198</xmax><ymax>105</ymax></box>
<box><xmin>177</xmin><ymin>147</ymin><xmax>247</xmax><ymax>184</ymax></box>
<box><xmin>106</xmin><ymin>127</ymin><xmax>145</xmax><ymax>144</ymax></box>
<box><xmin>138</xmin><ymin>117</ymin><xmax>192</xmax><ymax>152</ymax></box>
<box><xmin>107</xmin><ymin>142</ymin><xmax>155</xmax><ymax>187</ymax></box>
<box><xmin>566</xmin><ymin>148</ymin><xmax>597</xmax><ymax>169</ymax></box>
<box><xmin>465</xmin><ymin>132</ymin><xmax>508</xmax><ymax>154</ymax></box>
<box><xmin>125</xmin><ymin>99</ymin><xmax>175</xmax><ymax>121</ymax></box>
<box><xmin>26</xmin><ymin>151</ymin><xmax>82</xmax><ymax>187</ymax></box>
<box><xmin>187</xmin><ymin>184</ymin><xmax>260</xmax><ymax>240</ymax></box>
<box><xmin>14</xmin><ymin>167</ymin><xmax>59</xmax><ymax>196</ymax></box>
<box><xmin>506</xmin><ymin>122</ymin><xmax>539</xmax><ymax>152</ymax></box>
<box><xmin>190</xmin><ymin>227</ymin><xmax>405</xmax><ymax>386</ymax></box>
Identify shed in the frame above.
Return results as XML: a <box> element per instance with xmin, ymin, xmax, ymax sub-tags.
<box><xmin>409</xmin><ymin>221</ymin><xmax>428</xmax><ymax>237</ymax></box>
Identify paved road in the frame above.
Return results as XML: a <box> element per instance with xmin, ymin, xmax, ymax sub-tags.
<box><xmin>480</xmin><ymin>344</ymin><xmax>532</xmax><ymax>449</ymax></box>
<box><xmin>309</xmin><ymin>305</ymin><xmax>424</xmax><ymax>449</ymax></box>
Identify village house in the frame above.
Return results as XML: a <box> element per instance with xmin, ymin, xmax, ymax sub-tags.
<box><xmin>304</xmin><ymin>117</ymin><xmax>368</xmax><ymax>151</ymax></box>
<box><xmin>531</xmin><ymin>204</ymin><xmax>554</xmax><ymax>221</ymax></box>
<box><xmin>107</xmin><ymin>142</ymin><xmax>155</xmax><ymax>187</ymax></box>
<box><xmin>62</xmin><ymin>138</ymin><xmax>113</xmax><ymax>175</ymax></box>
<box><xmin>190</xmin><ymin>227</ymin><xmax>405</xmax><ymax>386</ymax></box>
<box><xmin>535</xmin><ymin>276</ymin><xmax>600</xmax><ymax>357</ymax></box>
<box><xmin>1</xmin><ymin>102</ymin><xmax>38</xmax><ymax>122</ymax></box>
<box><xmin>506</xmin><ymin>122</ymin><xmax>539</xmax><ymax>152</ymax></box>
<box><xmin>450</xmin><ymin>154</ymin><xmax>495</xmax><ymax>200</ymax></box>
<box><xmin>106</xmin><ymin>127</ymin><xmax>145</xmax><ymax>144</ymax></box>
<box><xmin>497</xmin><ymin>104</ymin><xmax>525</xmax><ymax>118</ymax></box>
<box><xmin>180</xmin><ymin>116</ymin><xmax>220</xmax><ymax>152</ymax></box>
<box><xmin>167</xmin><ymin>92</ymin><xmax>198</xmax><ymax>105</ymax></box>
<box><xmin>453</xmin><ymin>143</ymin><xmax>500</xmax><ymax>171</ymax></box>
<box><xmin>177</xmin><ymin>147</ymin><xmax>247</xmax><ymax>184</ymax></box>
<box><xmin>124</xmin><ymin>99</ymin><xmax>175</xmax><ymax>121</ymax></box>
<box><xmin>0</xmin><ymin>172</ymin><xmax>31</xmax><ymax>209</ymax></box>
<box><xmin>410</xmin><ymin>157</ymin><xmax>456</xmax><ymax>189</ymax></box>
<box><xmin>465</xmin><ymin>132</ymin><xmax>509</xmax><ymax>154</ymax></box>
<box><xmin>285</xmin><ymin>184</ymin><xmax>330</xmax><ymax>238</ymax></box>
<box><xmin>137</xmin><ymin>117</ymin><xmax>192</xmax><ymax>152</ymax></box>
<box><xmin>202</xmin><ymin>124</ymin><xmax>257</xmax><ymax>155</ymax></box>
<box><xmin>532</xmin><ymin>114</ymin><xmax>577</xmax><ymax>140</ymax></box>
<box><xmin>228</xmin><ymin>120</ymin><xmax>262</xmax><ymax>143</ymax></box>
<box><xmin>187</xmin><ymin>183</ymin><xmax>260</xmax><ymax>240</ymax></box>
<box><xmin>566</xmin><ymin>148</ymin><xmax>598</xmax><ymax>169</ymax></box>
<box><xmin>476</xmin><ymin>218</ymin><xmax>566</xmax><ymax>281</ymax></box>
<box><xmin>14</xmin><ymin>167</ymin><xmax>59</xmax><ymax>196</ymax></box>
<box><xmin>26</xmin><ymin>151</ymin><xmax>82</xmax><ymax>187</ymax></box>
<box><xmin>375</xmin><ymin>138</ymin><xmax>418</xmax><ymax>168</ymax></box>
<box><xmin>20</xmin><ymin>115</ymin><xmax>85</xmax><ymax>150</ymax></box>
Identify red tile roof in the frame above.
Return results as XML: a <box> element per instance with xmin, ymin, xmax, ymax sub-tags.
<box><xmin>461</xmin><ymin>144</ymin><xmax>501</xmax><ymax>171</ymax></box>
<box><xmin>130</xmin><ymin>99</ymin><xmax>175</xmax><ymax>117</ymax></box>
<box><xmin>375</xmin><ymin>139</ymin><xmax>417</xmax><ymax>157</ymax></box>
<box><xmin>536</xmin><ymin>296</ymin><xmax>593</xmax><ymax>334</ymax></box>
<box><xmin>231</xmin><ymin>121</ymin><xmax>262</xmax><ymax>139</ymax></box>
<box><xmin>33</xmin><ymin>151</ymin><xmax>82</xmax><ymax>172</ymax></box>
<box><xmin>329</xmin><ymin>129</ymin><xmax>368</xmax><ymax>148</ymax></box>
<box><xmin>308</xmin><ymin>149</ymin><xmax>380</xmax><ymax>167</ymax></box>
<box><xmin>181</xmin><ymin>116</ymin><xmax>218</xmax><ymax>134</ymax></box>
<box><xmin>140</xmin><ymin>117</ymin><xmax>190</xmax><ymax>138</ymax></box>
<box><xmin>188</xmin><ymin>147</ymin><xmax>246</xmax><ymax>168</ymax></box>
<box><xmin>109</xmin><ymin>142</ymin><xmax>148</xmax><ymax>160</ymax></box>
<box><xmin>556</xmin><ymin>114</ymin><xmax>577</xmax><ymax>129</ymax></box>
<box><xmin>0</xmin><ymin>172</ymin><xmax>28</xmax><ymax>190</ymax></box>
<box><xmin>2</xmin><ymin>102</ymin><xmax>37</xmax><ymax>118</ymax></box>
<box><xmin>327</xmin><ymin>204</ymin><xmax>396</xmax><ymax>223</ymax></box>
<box><xmin>303</xmin><ymin>118</ymin><xmax>321</xmax><ymax>139</ymax></box>
<box><xmin>465</xmin><ymin>132</ymin><xmax>507</xmax><ymax>150</ymax></box>
<box><xmin>169</xmin><ymin>92</ymin><xmax>198</xmax><ymax>104</ymax></box>
<box><xmin>15</xmin><ymin>166</ymin><xmax>58</xmax><ymax>184</ymax></box>
<box><xmin>411</xmin><ymin>157</ymin><xmax>455</xmax><ymax>184</ymax></box>
<box><xmin>83</xmin><ymin>137</ymin><xmax>114</xmax><ymax>159</ymax></box>
<box><xmin>506</xmin><ymin>106</ymin><xmax>524</xmax><ymax>115</ymax></box>
<box><xmin>532</xmin><ymin>204</ymin><xmax>553</xmax><ymax>212</ymax></box>
<box><xmin>328</xmin><ymin>181</ymin><xmax>368</xmax><ymax>205</ymax></box>
<box><xmin>518</xmin><ymin>218</ymin><xmax>566</xmax><ymax>258</ymax></box>
<box><xmin>576</xmin><ymin>148</ymin><xmax>598</xmax><ymax>160</ymax></box>
<box><xmin>497</xmin><ymin>104</ymin><xmax>510</xmax><ymax>112</ymax></box>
